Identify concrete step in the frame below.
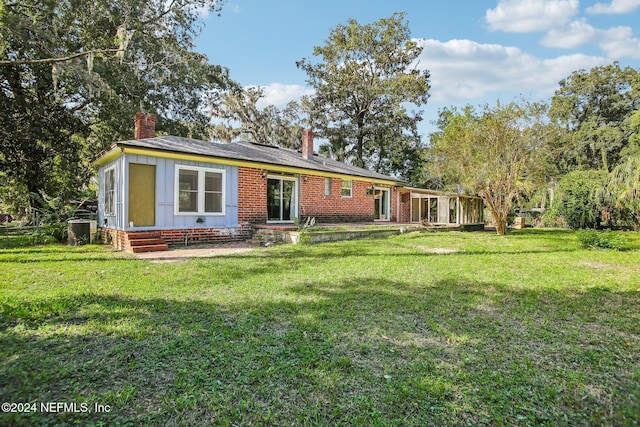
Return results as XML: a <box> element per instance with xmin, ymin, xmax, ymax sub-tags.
<box><xmin>130</xmin><ymin>244</ymin><xmax>169</xmax><ymax>253</ymax></box>
<box><xmin>248</xmin><ymin>231</ymin><xmax>286</xmax><ymax>246</ymax></box>
<box><xmin>126</xmin><ymin>231</ymin><xmax>168</xmax><ymax>253</ymax></box>
<box><xmin>127</xmin><ymin>231</ymin><xmax>161</xmax><ymax>240</ymax></box>
<box><xmin>129</xmin><ymin>238</ymin><xmax>166</xmax><ymax>246</ymax></box>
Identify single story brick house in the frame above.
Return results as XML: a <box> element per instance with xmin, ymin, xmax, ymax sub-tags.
<box><xmin>95</xmin><ymin>113</ymin><xmax>483</xmax><ymax>251</ymax></box>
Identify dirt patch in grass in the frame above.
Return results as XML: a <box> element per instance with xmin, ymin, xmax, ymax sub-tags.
<box><xmin>414</xmin><ymin>245</ymin><xmax>460</xmax><ymax>254</ymax></box>
<box><xmin>575</xmin><ymin>261</ymin><xmax>610</xmax><ymax>269</ymax></box>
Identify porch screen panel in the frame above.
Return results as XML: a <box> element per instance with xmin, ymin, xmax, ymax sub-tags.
<box><xmin>411</xmin><ymin>198</ymin><xmax>419</xmax><ymax>222</ymax></box>
<box><xmin>421</xmin><ymin>199</ymin><xmax>429</xmax><ymax>220</ymax></box>
<box><xmin>449</xmin><ymin>197</ymin><xmax>458</xmax><ymax>223</ymax></box>
<box><xmin>429</xmin><ymin>198</ymin><xmax>438</xmax><ymax>222</ymax></box>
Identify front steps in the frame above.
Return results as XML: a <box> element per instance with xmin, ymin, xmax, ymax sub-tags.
<box><xmin>126</xmin><ymin>231</ymin><xmax>169</xmax><ymax>253</ymax></box>
<box><xmin>247</xmin><ymin>228</ymin><xmax>290</xmax><ymax>247</ymax></box>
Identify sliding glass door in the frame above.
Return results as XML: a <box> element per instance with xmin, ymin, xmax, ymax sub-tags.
<box><xmin>267</xmin><ymin>177</ymin><xmax>298</xmax><ymax>222</ymax></box>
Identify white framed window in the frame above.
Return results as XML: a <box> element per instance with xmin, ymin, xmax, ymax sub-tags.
<box><xmin>324</xmin><ymin>177</ymin><xmax>332</xmax><ymax>196</ymax></box>
<box><xmin>104</xmin><ymin>166</ymin><xmax>116</xmax><ymax>215</ymax></box>
<box><xmin>341</xmin><ymin>179</ymin><xmax>352</xmax><ymax>198</ymax></box>
<box><xmin>175</xmin><ymin>165</ymin><xmax>225</xmax><ymax>215</ymax></box>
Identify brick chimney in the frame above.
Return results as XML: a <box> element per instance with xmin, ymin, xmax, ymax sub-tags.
<box><xmin>302</xmin><ymin>129</ymin><xmax>314</xmax><ymax>160</ymax></box>
<box><xmin>134</xmin><ymin>112</ymin><xmax>157</xmax><ymax>140</ymax></box>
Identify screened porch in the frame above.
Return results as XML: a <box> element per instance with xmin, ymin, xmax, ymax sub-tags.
<box><xmin>409</xmin><ymin>192</ymin><xmax>483</xmax><ymax>225</ymax></box>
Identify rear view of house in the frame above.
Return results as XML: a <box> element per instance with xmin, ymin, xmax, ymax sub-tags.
<box><xmin>95</xmin><ymin>113</ymin><xmax>483</xmax><ymax>251</ymax></box>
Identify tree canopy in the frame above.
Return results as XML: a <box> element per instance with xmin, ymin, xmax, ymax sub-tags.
<box><xmin>549</xmin><ymin>62</ymin><xmax>640</xmax><ymax>173</ymax></box>
<box><xmin>209</xmin><ymin>86</ymin><xmax>304</xmax><ymax>149</ymax></box>
<box><xmin>297</xmin><ymin>12</ymin><xmax>430</xmax><ymax>179</ymax></box>
<box><xmin>429</xmin><ymin>101</ymin><xmax>557</xmax><ymax>235</ymax></box>
<box><xmin>0</xmin><ymin>0</ymin><xmax>232</xmax><ymax>211</ymax></box>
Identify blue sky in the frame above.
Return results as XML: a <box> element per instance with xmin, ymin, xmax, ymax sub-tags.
<box><xmin>196</xmin><ymin>0</ymin><xmax>640</xmax><ymax>137</ymax></box>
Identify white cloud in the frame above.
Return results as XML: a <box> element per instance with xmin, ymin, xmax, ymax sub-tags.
<box><xmin>541</xmin><ymin>21</ymin><xmax>640</xmax><ymax>58</ymax></box>
<box><xmin>414</xmin><ymin>38</ymin><xmax>608</xmax><ymax>102</ymax></box>
<box><xmin>541</xmin><ymin>19</ymin><xmax>599</xmax><ymax>48</ymax></box>
<box><xmin>254</xmin><ymin>83</ymin><xmax>314</xmax><ymax>109</ymax></box>
<box><xmin>587</xmin><ymin>0</ymin><xmax>640</xmax><ymax>14</ymax></box>
<box><xmin>486</xmin><ymin>0</ymin><xmax>579</xmax><ymax>32</ymax></box>
<box><xmin>599</xmin><ymin>26</ymin><xmax>640</xmax><ymax>58</ymax></box>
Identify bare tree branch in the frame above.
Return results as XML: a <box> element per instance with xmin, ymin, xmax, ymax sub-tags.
<box><xmin>0</xmin><ymin>48</ymin><xmax>123</xmax><ymax>67</ymax></box>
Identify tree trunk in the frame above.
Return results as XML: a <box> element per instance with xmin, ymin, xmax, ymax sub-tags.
<box><xmin>355</xmin><ymin>115</ymin><xmax>365</xmax><ymax>167</ymax></box>
<box><xmin>495</xmin><ymin>218</ymin><xmax>508</xmax><ymax>235</ymax></box>
<box><xmin>481</xmin><ymin>191</ymin><xmax>508</xmax><ymax>235</ymax></box>
<box><xmin>489</xmin><ymin>206</ymin><xmax>508</xmax><ymax>235</ymax></box>
<box><xmin>601</xmin><ymin>144</ymin><xmax>609</xmax><ymax>173</ymax></box>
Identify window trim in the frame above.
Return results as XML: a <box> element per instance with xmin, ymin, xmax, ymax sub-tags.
<box><xmin>341</xmin><ymin>179</ymin><xmax>352</xmax><ymax>198</ymax></box>
<box><xmin>174</xmin><ymin>165</ymin><xmax>226</xmax><ymax>216</ymax></box>
<box><xmin>104</xmin><ymin>166</ymin><xmax>116</xmax><ymax>216</ymax></box>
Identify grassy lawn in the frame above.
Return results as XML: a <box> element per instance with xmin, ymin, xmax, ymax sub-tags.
<box><xmin>1</xmin><ymin>229</ymin><xmax>639</xmax><ymax>426</ymax></box>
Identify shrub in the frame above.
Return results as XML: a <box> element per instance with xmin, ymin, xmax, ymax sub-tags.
<box><xmin>553</xmin><ymin>170</ymin><xmax>610</xmax><ymax>229</ymax></box>
<box><xmin>576</xmin><ymin>230</ymin><xmax>627</xmax><ymax>250</ymax></box>
<box><xmin>28</xmin><ymin>192</ymin><xmax>85</xmax><ymax>243</ymax></box>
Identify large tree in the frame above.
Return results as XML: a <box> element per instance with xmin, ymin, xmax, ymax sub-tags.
<box><xmin>209</xmin><ymin>86</ymin><xmax>303</xmax><ymax>149</ymax></box>
<box><xmin>608</xmin><ymin>155</ymin><xmax>640</xmax><ymax>230</ymax></box>
<box><xmin>0</xmin><ymin>0</ymin><xmax>232</xmax><ymax>210</ymax></box>
<box><xmin>549</xmin><ymin>62</ymin><xmax>640</xmax><ymax>173</ymax></box>
<box><xmin>296</xmin><ymin>12</ymin><xmax>430</xmax><ymax>178</ymax></box>
<box><xmin>606</xmin><ymin>110</ymin><xmax>640</xmax><ymax>229</ymax></box>
<box><xmin>429</xmin><ymin>101</ymin><xmax>557</xmax><ymax>235</ymax></box>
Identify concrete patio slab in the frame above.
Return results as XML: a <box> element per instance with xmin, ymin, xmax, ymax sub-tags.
<box><xmin>134</xmin><ymin>242</ymin><xmax>256</xmax><ymax>261</ymax></box>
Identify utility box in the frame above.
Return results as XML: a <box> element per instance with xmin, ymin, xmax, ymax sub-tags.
<box><xmin>68</xmin><ymin>219</ymin><xmax>92</xmax><ymax>246</ymax></box>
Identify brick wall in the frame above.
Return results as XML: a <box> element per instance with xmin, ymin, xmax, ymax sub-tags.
<box><xmin>236</xmin><ymin>166</ymin><xmax>407</xmax><ymax>224</ymax></box>
<box><xmin>238</xmin><ymin>166</ymin><xmax>267</xmax><ymax>225</ymax></box>
<box><xmin>158</xmin><ymin>227</ymin><xmax>251</xmax><ymax>246</ymax></box>
<box><xmin>134</xmin><ymin>112</ymin><xmax>156</xmax><ymax>139</ymax></box>
<box><xmin>101</xmin><ymin>225</ymin><xmax>251</xmax><ymax>251</ymax></box>
<box><xmin>397</xmin><ymin>190</ymin><xmax>411</xmax><ymax>223</ymax></box>
<box><xmin>299</xmin><ymin>175</ymin><xmax>374</xmax><ymax>223</ymax></box>
<box><xmin>101</xmin><ymin>228</ymin><xmax>128</xmax><ymax>250</ymax></box>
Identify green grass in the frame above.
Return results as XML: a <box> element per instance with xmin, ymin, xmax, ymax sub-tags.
<box><xmin>1</xmin><ymin>229</ymin><xmax>639</xmax><ymax>426</ymax></box>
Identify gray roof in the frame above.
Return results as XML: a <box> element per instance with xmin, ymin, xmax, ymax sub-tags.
<box><xmin>116</xmin><ymin>136</ymin><xmax>405</xmax><ymax>183</ymax></box>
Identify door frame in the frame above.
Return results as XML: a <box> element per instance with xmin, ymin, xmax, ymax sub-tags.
<box><xmin>374</xmin><ymin>187</ymin><xmax>391</xmax><ymax>221</ymax></box>
<box><xmin>266</xmin><ymin>175</ymin><xmax>299</xmax><ymax>223</ymax></box>
<box><xmin>128</xmin><ymin>163</ymin><xmax>156</xmax><ymax>227</ymax></box>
